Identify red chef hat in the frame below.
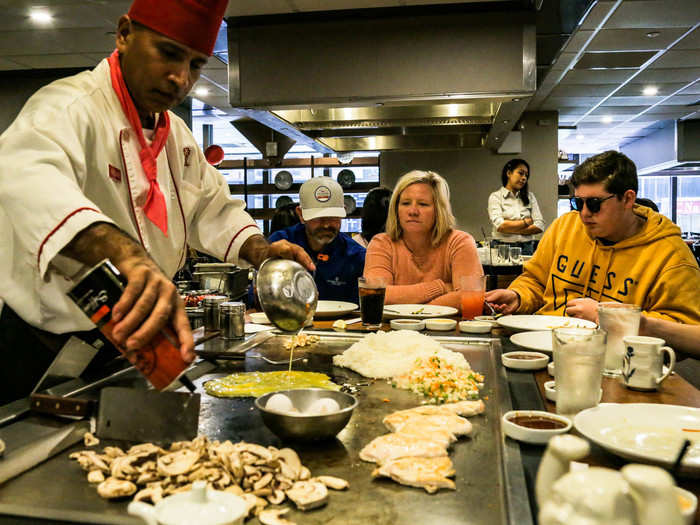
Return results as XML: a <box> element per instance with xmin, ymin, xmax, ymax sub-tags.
<box><xmin>128</xmin><ymin>0</ymin><xmax>228</xmax><ymax>56</ymax></box>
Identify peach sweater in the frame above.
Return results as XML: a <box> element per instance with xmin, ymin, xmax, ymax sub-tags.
<box><xmin>364</xmin><ymin>230</ymin><xmax>482</xmax><ymax>310</ymax></box>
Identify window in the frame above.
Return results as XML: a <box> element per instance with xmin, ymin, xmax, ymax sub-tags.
<box><xmin>677</xmin><ymin>176</ymin><xmax>700</xmax><ymax>234</ymax></box>
<box><xmin>638</xmin><ymin>177</ymin><xmax>671</xmax><ymax>218</ymax></box>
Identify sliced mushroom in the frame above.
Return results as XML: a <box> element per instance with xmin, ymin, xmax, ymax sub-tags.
<box><xmin>110</xmin><ymin>455</ymin><xmax>140</xmax><ymax>479</ymax></box>
<box><xmin>136</xmin><ymin>470</ymin><xmax>161</xmax><ymax>485</ymax></box>
<box><xmin>97</xmin><ymin>477</ymin><xmax>137</xmax><ymax>499</ymax></box>
<box><xmin>277</xmin><ymin>449</ymin><xmax>301</xmax><ymax>480</ymax></box>
<box><xmin>127</xmin><ymin>443</ymin><xmax>162</xmax><ymax>457</ymax></box>
<box><xmin>234</xmin><ymin>443</ymin><xmax>273</xmax><ymax>463</ymax></box>
<box><xmin>79</xmin><ymin>451</ymin><xmax>110</xmax><ymax>473</ymax></box>
<box><xmin>87</xmin><ymin>470</ymin><xmax>105</xmax><ymax>483</ymax></box>
<box><xmin>267</xmin><ymin>489</ymin><xmax>286</xmax><ymax>505</ymax></box>
<box><xmin>83</xmin><ymin>432</ymin><xmax>100</xmax><ymax>447</ymax></box>
<box><xmin>297</xmin><ymin>466</ymin><xmax>311</xmax><ymax>481</ymax></box>
<box><xmin>133</xmin><ymin>485</ymin><xmax>164</xmax><ymax>504</ymax></box>
<box><xmin>252</xmin><ymin>487</ymin><xmax>273</xmax><ymax>497</ymax></box>
<box><xmin>102</xmin><ymin>446</ymin><xmax>125</xmax><ymax>458</ymax></box>
<box><xmin>259</xmin><ymin>508</ymin><xmax>296</xmax><ymax>525</ymax></box>
<box><xmin>241</xmin><ymin>493</ymin><xmax>268</xmax><ymax>517</ymax></box>
<box><xmin>224</xmin><ymin>484</ymin><xmax>244</xmax><ymax>496</ymax></box>
<box><xmin>313</xmin><ymin>475</ymin><xmax>349</xmax><ymax>490</ymax></box>
<box><xmin>157</xmin><ymin>449</ymin><xmax>200</xmax><ymax>477</ymax></box>
<box><xmin>213</xmin><ymin>470</ymin><xmax>232</xmax><ymax>489</ymax></box>
<box><xmin>285</xmin><ymin>480</ymin><xmax>328</xmax><ymax>511</ymax></box>
<box><xmin>254</xmin><ymin>472</ymin><xmax>274</xmax><ymax>491</ymax></box>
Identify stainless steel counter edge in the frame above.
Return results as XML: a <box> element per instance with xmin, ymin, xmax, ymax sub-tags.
<box><xmin>494</xmin><ymin>337</ymin><xmax>535</xmax><ymax>525</ymax></box>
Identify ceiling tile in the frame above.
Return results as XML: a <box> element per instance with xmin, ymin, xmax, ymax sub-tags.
<box><xmin>635</xmin><ymin>67</ymin><xmax>700</xmax><ymax>83</ymax></box>
<box><xmin>616</xmin><ymin>82</ymin><xmax>688</xmax><ymax>96</ymax></box>
<box><xmin>673</xmin><ymin>26</ymin><xmax>700</xmax><ymax>50</ymax></box>
<box><xmin>588</xmin><ymin>28</ymin><xmax>686</xmax><ymax>51</ymax></box>
<box><xmin>550</xmin><ymin>84</ymin><xmax>620</xmax><ymax>97</ymax></box>
<box><xmin>605</xmin><ymin>95</ymin><xmax>664</xmax><ymax>106</ymax></box>
<box><xmin>573</xmin><ymin>51</ymin><xmax>655</xmax><ymax>69</ymax></box>
<box><xmin>678</xmin><ymin>83</ymin><xmax>700</xmax><ymax>95</ymax></box>
<box><xmin>542</xmin><ymin>96</ymin><xmax>605</xmax><ymax>108</ymax></box>
<box><xmin>579</xmin><ymin>1</ymin><xmax>617</xmax><ymax>31</ymax></box>
<box><xmin>604</xmin><ymin>0</ymin><xmax>700</xmax><ymax>29</ymax></box>
<box><xmin>561</xmin><ymin>69</ymin><xmax>637</xmax><ymax>84</ymax></box>
<box><xmin>658</xmin><ymin>94</ymin><xmax>700</xmax><ymax>105</ymax></box>
<box><xmin>591</xmin><ymin>105</ymin><xmax>648</xmax><ymax>115</ymax></box>
<box><xmin>648</xmin><ymin>49</ymin><xmax>700</xmax><ymax>69</ymax></box>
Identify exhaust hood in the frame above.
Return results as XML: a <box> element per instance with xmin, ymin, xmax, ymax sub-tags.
<box><xmin>226</xmin><ymin>8</ymin><xmax>536</xmax><ymax>153</ymax></box>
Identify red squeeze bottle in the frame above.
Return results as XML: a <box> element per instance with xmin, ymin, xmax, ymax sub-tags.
<box><xmin>68</xmin><ymin>259</ymin><xmax>194</xmax><ymax>391</ymax></box>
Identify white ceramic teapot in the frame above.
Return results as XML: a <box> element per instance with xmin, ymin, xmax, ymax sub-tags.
<box><xmin>536</xmin><ymin>434</ymin><xmax>684</xmax><ymax>525</ymax></box>
<box><xmin>127</xmin><ymin>481</ymin><xmax>247</xmax><ymax>525</ymax></box>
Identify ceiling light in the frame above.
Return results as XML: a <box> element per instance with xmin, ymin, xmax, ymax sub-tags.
<box><xmin>642</xmin><ymin>86</ymin><xmax>658</xmax><ymax>96</ymax></box>
<box><xmin>576</xmin><ymin>134</ymin><xmax>585</xmax><ymax>141</ymax></box>
<box><xmin>602</xmin><ymin>115</ymin><xmax>613</xmax><ymax>124</ymax></box>
<box><xmin>646</xmin><ymin>31</ymin><xmax>660</xmax><ymax>38</ymax></box>
<box><xmin>194</xmin><ymin>87</ymin><xmax>210</xmax><ymax>97</ymax></box>
<box><xmin>29</xmin><ymin>10</ymin><xmax>52</xmax><ymax>24</ymax></box>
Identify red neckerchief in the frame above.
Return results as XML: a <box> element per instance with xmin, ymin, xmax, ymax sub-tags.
<box><xmin>108</xmin><ymin>50</ymin><xmax>170</xmax><ymax>236</ymax></box>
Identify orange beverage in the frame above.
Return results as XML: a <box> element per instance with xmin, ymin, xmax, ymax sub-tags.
<box><xmin>461</xmin><ymin>290</ymin><xmax>485</xmax><ymax>320</ymax></box>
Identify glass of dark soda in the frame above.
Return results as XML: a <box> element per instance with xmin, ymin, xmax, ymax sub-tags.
<box><xmin>358</xmin><ymin>277</ymin><xmax>386</xmax><ymax>329</ymax></box>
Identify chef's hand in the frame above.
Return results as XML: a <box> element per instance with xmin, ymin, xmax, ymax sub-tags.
<box><xmin>240</xmin><ymin>235</ymin><xmax>316</xmax><ymax>272</ymax></box>
<box><xmin>565</xmin><ymin>297</ymin><xmax>599</xmax><ymax>323</ymax></box>
<box><xmin>111</xmin><ymin>255</ymin><xmax>195</xmax><ymax>363</ymax></box>
<box><xmin>484</xmin><ymin>289</ymin><xmax>520</xmax><ymax>315</ymax></box>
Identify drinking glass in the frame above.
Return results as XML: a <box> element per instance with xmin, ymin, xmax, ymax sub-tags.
<box><xmin>552</xmin><ymin>327</ymin><xmax>607</xmax><ymax>419</ymax></box>
<box><xmin>497</xmin><ymin>244</ymin><xmax>509</xmax><ymax>265</ymax></box>
<box><xmin>597</xmin><ymin>302</ymin><xmax>641</xmax><ymax>377</ymax></box>
<box><xmin>460</xmin><ymin>274</ymin><xmax>486</xmax><ymax>320</ymax></box>
<box><xmin>358</xmin><ymin>277</ymin><xmax>386</xmax><ymax>329</ymax></box>
<box><xmin>509</xmin><ymin>246</ymin><xmax>522</xmax><ymax>265</ymax></box>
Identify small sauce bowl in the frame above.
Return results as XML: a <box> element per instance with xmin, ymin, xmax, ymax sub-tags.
<box><xmin>502</xmin><ymin>410</ymin><xmax>572</xmax><ymax>444</ymax></box>
<box><xmin>425</xmin><ymin>318</ymin><xmax>457</xmax><ymax>331</ymax></box>
<box><xmin>389</xmin><ymin>319</ymin><xmax>425</xmax><ymax>331</ymax></box>
<box><xmin>502</xmin><ymin>351</ymin><xmax>549</xmax><ymax>370</ymax></box>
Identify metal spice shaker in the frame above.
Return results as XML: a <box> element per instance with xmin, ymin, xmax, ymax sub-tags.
<box><xmin>219</xmin><ymin>302</ymin><xmax>246</xmax><ymax>340</ymax></box>
<box><xmin>202</xmin><ymin>295</ymin><xmax>228</xmax><ymax>331</ymax></box>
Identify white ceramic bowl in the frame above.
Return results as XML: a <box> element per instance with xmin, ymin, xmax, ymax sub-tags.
<box><xmin>248</xmin><ymin>312</ymin><xmax>270</xmax><ymax>324</ymax></box>
<box><xmin>502</xmin><ymin>410</ymin><xmax>572</xmax><ymax>445</ymax></box>
<box><xmin>544</xmin><ymin>380</ymin><xmax>603</xmax><ymax>403</ymax></box>
<box><xmin>425</xmin><ymin>318</ymin><xmax>457</xmax><ymax>331</ymax></box>
<box><xmin>502</xmin><ymin>351</ymin><xmax>549</xmax><ymax>370</ymax></box>
<box><xmin>390</xmin><ymin>319</ymin><xmax>425</xmax><ymax>331</ymax></box>
<box><xmin>474</xmin><ymin>315</ymin><xmax>499</xmax><ymax>327</ymax></box>
<box><xmin>459</xmin><ymin>321</ymin><xmax>492</xmax><ymax>334</ymax></box>
<box><xmin>676</xmin><ymin>486</ymin><xmax>697</xmax><ymax>525</ymax></box>
<box><xmin>547</xmin><ymin>361</ymin><xmax>555</xmax><ymax>377</ymax></box>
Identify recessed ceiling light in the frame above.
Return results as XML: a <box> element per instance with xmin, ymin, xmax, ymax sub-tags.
<box><xmin>576</xmin><ymin>134</ymin><xmax>585</xmax><ymax>141</ymax></box>
<box><xmin>646</xmin><ymin>31</ymin><xmax>660</xmax><ymax>38</ymax></box>
<box><xmin>602</xmin><ymin>115</ymin><xmax>613</xmax><ymax>124</ymax></box>
<box><xmin>194</xmin><ymin>87</ymin><xmax>209</xmax><ymax>96</ymax></box>
<box><xmin>642</xmin><ymin>86</ymin><xmax>658</xmax><ymax>96</ymax></box>
<box><xmin>29</xmin><ymin>10</ymin><xmax>52</xmax><ymax>24</ymax></box>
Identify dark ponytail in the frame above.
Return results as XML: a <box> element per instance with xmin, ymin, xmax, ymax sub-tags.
<box><xmin>500</xmin><ymin>158</ymin><xmax>531</xmax><ymax>206</ymax></box>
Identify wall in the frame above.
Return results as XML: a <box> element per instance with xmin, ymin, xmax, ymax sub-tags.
<box><xmin>0</xmin><ymin>68</ymin><xmax>192</xmax><ymax>134</ymax></box>
<box><xmin>379</xmin><ymin>111</ymin><xmax>559</xmax><ymax>240</ymax></box>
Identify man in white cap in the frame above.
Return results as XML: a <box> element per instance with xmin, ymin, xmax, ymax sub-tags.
<box><xmin>269</xmin><ymin>177</ymin><xmax>366</xmax><ymax>303</ymax></box>
<box><xmin>0</xmin><ymin>0</ymin><xmax>312</xmax><ymax>403</ymax></box>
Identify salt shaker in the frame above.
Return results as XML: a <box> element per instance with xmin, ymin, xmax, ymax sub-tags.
<box><xmin>202</xmin><ymin>295</ymin><xmax>228</xmax><ymax>331</ymax></box>
<box><xmin>219</xmin><ymin>302</ymin><xmax>245</xmax><ymax>340</ymax></box>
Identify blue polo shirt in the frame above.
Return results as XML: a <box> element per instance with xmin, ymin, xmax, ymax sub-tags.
<box><xmin>268</xmin><ymin>223</ymin><xmax>366</xmax><ymax>304</ymax></box>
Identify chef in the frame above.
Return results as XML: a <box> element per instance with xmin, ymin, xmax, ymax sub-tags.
<box><xmin>0</xmin><ymin>0</ymin><xmax>313</xmax><ymax>403</ymax></box>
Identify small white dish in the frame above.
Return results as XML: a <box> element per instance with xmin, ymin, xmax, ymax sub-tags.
<box><xmin>474</xmin><ymin>315</ymin><xmax>499</xmax><ymax>327</ymax></box>
<box><xmin>390</xmin><ymin>319</ymin><xmax>425</xmax><ymax>331</ymax></box>
<box><xmin>502</xmin><ymin>410</ymin><xmax>571</xmax><ymax>445</ymax></box>
<box><xmin>547</xmin><ymin>361</ymin><xmax>555</xmax><ymax>377</ymax></box>
<box><xmin>459</xmin><ymin>321</ymin><xmax>492</xmax><ymax>334</ymax></box>
<box><xmin>248</xmin><ymin>312</ymin><xmax>270</xmax><ymax>324</ymax></box>
<box><xmin>676</xmin><ymin>486</ymin><xmax>697</xmax><ymax>525</ymax></box>
<box><xmin>502</xmin><ymin>351</ymin><xmax>549</xmax><ymax>370</ymax></box>
<box><xmin>425</xmin><ymin>318</ymin><xmax>457</xmax><ymax>331</ymax></box>
<box><xmin>544</xmin><ymin>380</ymin><xmax>603</xmax><ymax>403</ymax></box>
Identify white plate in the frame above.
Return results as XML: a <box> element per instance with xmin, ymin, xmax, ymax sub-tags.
<box><xmin>574</xmin><ymin>403</ymin><xmax>700</xmax><ymax>475</ymax></box>
<box><xmin>510</xmin><ymin>330</ymin><xmax>553</xmax><ymax>353</ymax></box>
<box><xmin>497</xmin><ymin>315</ymin><xmax>597</xmax><ymax>332</ymax></box>
<box><xmin>314</xmin><ymin>300</ymin><xmax>359</xmax><ymax>318</ymax></box>
<box><xmin>383</xmin><ymin>304</ymin><xmax>458</xmax><ymax>320</ymax></box>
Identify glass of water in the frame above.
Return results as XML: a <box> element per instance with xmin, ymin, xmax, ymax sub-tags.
<box><xmin>597</xmin><ymin>303</ymin><xmax>641</xmax><ymax>377</ymax></box>
<box><xmin>552</xmin><ymin>327</ymin><xmax>607</xmax><ymax>419</ymax></box>
<box><xmin>509</xmin><ymin>246</ymin><xmax>522</xmax><ymax>265</ymax></box>
<box><xmin>498</xmin><ymin>244</ymin><xmax>510</xmax><ymax>265</ymax></box>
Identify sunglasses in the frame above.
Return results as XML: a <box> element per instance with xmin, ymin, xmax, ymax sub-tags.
<box><xmin>570</xmin><ymin>194</ymin><xmax>616</xmax><ymax>214</ymax></box>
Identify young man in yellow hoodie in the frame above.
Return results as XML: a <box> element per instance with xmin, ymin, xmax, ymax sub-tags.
<box><xmin>485</xmin><ymin>150</ymin><xmax>700</xmax><ymax>325</ymax></box>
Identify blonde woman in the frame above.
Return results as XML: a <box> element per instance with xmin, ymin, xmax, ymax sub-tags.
<box><xmin>364</xmin><ymin>170</ymin><xmax>482</xmax><ymax>309</ymax></box>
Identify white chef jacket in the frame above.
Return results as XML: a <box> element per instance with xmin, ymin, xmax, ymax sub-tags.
<box><xmin>0</xmin><ymin>59</ymin><xmax>261</xmax><ymax>333</ymax></box>
<box><xmin>487</xmin><ymin>187</ymin><xmax>545</xmax><ymax>242</ymax></box>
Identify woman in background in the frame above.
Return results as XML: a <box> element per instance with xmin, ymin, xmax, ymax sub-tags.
<box><xmin>488</xmin><ymin>158</ymin><xmax>544</xmax><ymax>256</ymax></box>
<box><xmin>352</xmin><ymin>186</ymin><xmax>392</xmax><ymax>248</ymax></box>
<box><xmin>269</xmin><ymin>202</ymin><xmax>300</xmax><ymax>236</ymax></box>
<box><xmin>364</xmin><ymin>170</ymin><xmax>482</xmax><ymax>310</ymax></box>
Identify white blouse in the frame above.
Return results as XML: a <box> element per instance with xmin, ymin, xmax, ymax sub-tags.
<box><xmin>487</xmin><ymin>187</ymin><xmax>545</xmax><ymax>242</ymax></box>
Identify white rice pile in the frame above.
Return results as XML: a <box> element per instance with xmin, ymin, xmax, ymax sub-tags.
<box><xmin>332</xmin><ymin>330</ymin><xmax>469</xmax><ymax>378</ymax></box>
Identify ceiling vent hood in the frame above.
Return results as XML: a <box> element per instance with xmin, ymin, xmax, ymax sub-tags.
<box><xmin>230</xmin><ymin>118</ymin><xmax>296</xmax><ymax>166</ymax></box>
<box><xmin>624</xmin><ymin>119</ymin><xmax>700</xmax><ymax>176</ymax></box>
<box><xmin>227</xmin><ymin>8</ymin><xmax>535</xmax><ymax>153</ymax></box>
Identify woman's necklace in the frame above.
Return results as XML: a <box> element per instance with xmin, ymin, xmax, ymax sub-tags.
<box><xmin>403</xmin><ymin>238</ymin><xmax>430</xmax><ymax>268</ymax></box>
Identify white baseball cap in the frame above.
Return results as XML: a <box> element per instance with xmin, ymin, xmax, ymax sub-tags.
<box><xmin>299</xmin><ymin>177</ymin><xmax>347</xmax><ymax>221</ymax></box>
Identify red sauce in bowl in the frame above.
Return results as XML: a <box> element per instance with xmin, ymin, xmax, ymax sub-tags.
<box><xmin>508</xmin><ymin>415</ymin><xmax>567</xmax><ymax>430</ymax></box>
<box><xmin>508</xmin><ymin>353</ymin><xmax>544</xmax><ymax>360</ymax></box>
